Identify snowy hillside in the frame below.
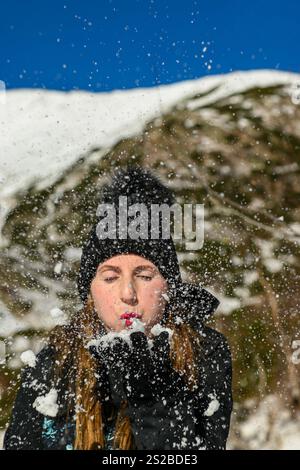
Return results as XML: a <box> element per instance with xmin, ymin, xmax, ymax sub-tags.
<box><xmin>1</xmin><ymin>69</ymin><xmax>299</xmax><ymax>234</ymax></box>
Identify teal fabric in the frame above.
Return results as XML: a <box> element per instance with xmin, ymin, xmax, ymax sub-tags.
<box><xmin>41</xmin><ymin>414</ymin><xmax>116</xmax><ymax>450</ymax></box>
<box><xmin>42</xmin><ymin>416</ymin><xmax>75</xmax><ymax>450</ymax></box>
<box><xmin>104</xmin><ymin>419</ymin><xmax>116</xmax><ymax>450</ymax></box>
<box><xmin>42</xmin><ymin>417</ymin><xmax>58</xmax><ymax>444</ymax></box>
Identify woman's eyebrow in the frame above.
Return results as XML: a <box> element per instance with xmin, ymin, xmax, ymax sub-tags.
<box><xmin>134</xmin><ymin>265</ymin><xmax>157</xmax><ymax>273</ymax></box>
<box><xmin>98</xmin><ymin>265</ymin><xmax>156</xmax><ymax>274</ymax></box>
<box><xmin>98</xmin><ymin>265</ymin><xmax>121</xmax><ymax>273</ymax></box>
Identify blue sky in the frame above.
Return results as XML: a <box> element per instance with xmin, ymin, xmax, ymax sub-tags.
<box><xmin>0</xmin><ymin>0</ymin><xmax>299</xmax><ymax>91</ymax></box>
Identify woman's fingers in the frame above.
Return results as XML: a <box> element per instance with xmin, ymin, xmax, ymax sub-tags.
<box><xmin>92</xmin><ymin>337</ymin><xmax>130</xmax><ymax>371</ymax></box>
<box><xmin>122</xmin><ymin>331</ymin><xmax>156</xmax><ymax>403</ymax></box>
<box><xmin>109</xmin><ymin>337</ymin><xmax>131</xmax><ymax>367</ymax></box>
<box><xmin>102</xmin><ymin>338</ymin><xmax>131</xmax><ymax>405</ymax></box>
<box><xmin>129</xmin><ymin>331</ymin><xmax>151</xmax><ymax>367</ymax></box>
<box><xmin>151</xmin><ymin>331</ymin><xmax>171</xmax><ymax>369</ymax></box>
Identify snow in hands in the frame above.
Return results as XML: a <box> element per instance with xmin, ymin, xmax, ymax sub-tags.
<box><xmin>87</xmin><ymin>318</ymin><xmax>173</xmax><ymax>353</ymax></box>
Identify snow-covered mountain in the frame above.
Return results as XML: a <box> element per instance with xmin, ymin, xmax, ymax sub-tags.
<box><xmin>1</xmin><ymin>69</ymin><xmax>299</xmax><ymax>232</ymax></box>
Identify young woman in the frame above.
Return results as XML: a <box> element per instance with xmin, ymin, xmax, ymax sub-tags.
<box><xmin>4</xmin><ymin>165</ymin><xmax>233</xmax><ymax>450</ymax></box>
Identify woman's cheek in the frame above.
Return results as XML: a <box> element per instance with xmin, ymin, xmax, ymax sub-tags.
<box><xmin>146</xmin><ymin>293</ymin><xmax>165</xmax><ymax>319</ymax></box>
<box><xmin>151</xmin><ymin>285</ymin><xmax>166</xmax><ymax>307</ymax></box>
<box><xmin>91</xmin><ymin>283</ymin><xmax>115</xmax><ymax>321</ymax></box>
<box><xmin>93</xmin><ymin>281</ymin><xmax>113</xmax><ymax>304</ymax></box>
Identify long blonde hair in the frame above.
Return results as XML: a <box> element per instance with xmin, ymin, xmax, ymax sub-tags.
<box><xmin>48</xmin><ymin>292</ymin><xmax>203</xmax><ymax>450</ymax></box>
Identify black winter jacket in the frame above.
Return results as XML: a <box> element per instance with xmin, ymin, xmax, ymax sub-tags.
<box><xmin>4</xmin><ymin>284</ymin><xmax>233</xmax><ymax>450</ymax></box>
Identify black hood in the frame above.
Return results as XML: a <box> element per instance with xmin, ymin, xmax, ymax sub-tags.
<box><xmin>165</xmin><ymin>281</ymin><xmax>220</xmax><ymax>330</ymax></box>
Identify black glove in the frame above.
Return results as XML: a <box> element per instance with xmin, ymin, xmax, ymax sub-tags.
<box><xmin>89</xmin><ymin>330</ymin><xmax>190</xmax><ymax>409</ymax></box>
<box><xmin>89</xmin><ymin>337</ymin><xmax>130</xmax><ymax>407</ymax></box>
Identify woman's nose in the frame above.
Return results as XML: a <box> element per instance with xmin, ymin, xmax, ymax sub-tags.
<box><xmin>120</xmin><ymin>280</ymin><xmax>138</xmax><ymax>305</ymax></box>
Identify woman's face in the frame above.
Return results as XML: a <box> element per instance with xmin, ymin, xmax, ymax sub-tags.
<box><xmin>90</xmin><ymin>253</ymin><xmax>168</xmax><ymax>336</ymax></box>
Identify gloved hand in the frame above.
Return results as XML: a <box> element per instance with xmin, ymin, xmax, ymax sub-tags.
<box><xmin>89</xmin><ymin>330</ymin><xmax>190</xmax><ymax>409</ymax></box>
<box><xmin>89</xmin><ymin>337</ymin><xmax>130</xmax><ymax>407</ymax></box>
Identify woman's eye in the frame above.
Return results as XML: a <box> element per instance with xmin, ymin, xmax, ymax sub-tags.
<box><xmin>103</xmin><ymin>275</ymin><xmax>153</xmax><ymax>282</ymax></box>
<box><xmin>104</xmin><ymin>277</ymin><xmax>118</xmax><ymax>283</ymax></box>
<box><xmin>138</xmin><ymin>275</ymin><xmax>153</xmax><ymax>281</ymax></box>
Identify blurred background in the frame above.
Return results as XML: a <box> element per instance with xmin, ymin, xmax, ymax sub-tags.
<box><xmin>1</xmin><ymin>0</ymin><xmax>300</xmax><ymax>449</ymax></box>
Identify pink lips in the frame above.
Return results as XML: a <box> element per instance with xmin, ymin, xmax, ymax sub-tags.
<box><xmin>120</xmin><ymin>312</ymin><xmax>142</xmax><ymax>327</ymax></box>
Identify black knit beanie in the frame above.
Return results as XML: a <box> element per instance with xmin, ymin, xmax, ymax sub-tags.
<box><xmin>77</xmin><ymin>165</ymin><xmax>183</xmax><ymax>306</ymax></box>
